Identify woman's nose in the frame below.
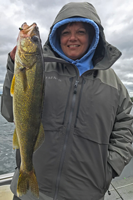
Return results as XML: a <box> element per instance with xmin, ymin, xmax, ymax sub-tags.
<box><xmin>69</xmin><ymin>32</ymin><xmax>77</xmax><ymax>41</ymax></box>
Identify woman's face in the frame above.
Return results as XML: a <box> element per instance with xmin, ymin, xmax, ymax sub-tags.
<box><xmin>60</xmin><ymin>22</ymin><xmax>90</xmax><ymax>60</ymax></box>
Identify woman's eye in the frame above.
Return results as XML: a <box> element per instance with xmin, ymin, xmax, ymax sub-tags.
<box><xmin>61</xmin><ymin>31</ymin><xmax>69</xmax><ymax>35</ymax></box>
<box><xmin>78</xmin><ymin>30</ymin><xmax>86</xmax><ymax>34</ymax></box>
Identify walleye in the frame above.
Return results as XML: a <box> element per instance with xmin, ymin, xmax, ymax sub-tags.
<box><xmin>10</xmin><ymin>22</ymin><xmax>45</xmax><ymax>197</ymax></box>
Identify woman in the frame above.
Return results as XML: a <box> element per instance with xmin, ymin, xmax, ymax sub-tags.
<box><xmin>1</xmin><ymin>2</ymin><xmax>133</xmax><ymax>200</ymax></box>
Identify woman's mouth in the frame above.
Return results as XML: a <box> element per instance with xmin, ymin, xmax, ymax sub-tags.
<box><xmin>68</xmin><ymin>44</ymin><xmax>80</xmax><ymax>47</ymax></box>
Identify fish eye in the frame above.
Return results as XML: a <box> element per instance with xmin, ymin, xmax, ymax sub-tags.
<box><xmin>31</xmin><ymin>35</ymin><xmax>39</xmax><ymax>42</ymax></box>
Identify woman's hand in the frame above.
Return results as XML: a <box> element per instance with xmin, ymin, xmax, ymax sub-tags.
<box><xmin>10</xmin><ymin>46</ymin><xmax>17</xmax><ymax>61</ymax></box>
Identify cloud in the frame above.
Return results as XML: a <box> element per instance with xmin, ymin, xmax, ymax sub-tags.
<box><xmin>0</xmin><ymin>0</ymin><xmax>133</xmax><ymax>96</ymax></box>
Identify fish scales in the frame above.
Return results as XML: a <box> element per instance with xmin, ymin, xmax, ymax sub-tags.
<box><xmin>11</xmin><ymin>22</ymin><xmax>45</xmax><ymax>198</ymax></box>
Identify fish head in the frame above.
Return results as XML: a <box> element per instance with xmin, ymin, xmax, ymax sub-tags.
<box><xmin>15</xmin><ymin>22</ymin><xmax>42</xmax><ymax>70</ymax></box>
<box><xmin>17</xmin><ymin>22</ymin><xmax>41</xmax><ymax>54</ymax></box>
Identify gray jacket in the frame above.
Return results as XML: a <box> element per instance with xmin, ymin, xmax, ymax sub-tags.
<box><xmin>1</xmin><ymin>2</ymin><xmax>133</xmax><ymax>200</ymax></box>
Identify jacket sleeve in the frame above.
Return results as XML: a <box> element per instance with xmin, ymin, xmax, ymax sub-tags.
<box><xmin>1</xmin><ymin>54</ymin><xmax>14</xmax><ymax>122</ymax></box>
<box><xmin>108</xmin><ymin>78</ymin><xmax>133</xmax><ymax>177</ymax></box>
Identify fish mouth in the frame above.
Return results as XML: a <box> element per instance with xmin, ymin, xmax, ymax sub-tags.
<box><xmin>19</xmin><ymin>22</ymin><xmax>39</xmax><ymax>37</ymax></box>
<box><xmin>21</xmin><ymin>22</ymin><xmax>37</xmax><ymax>29</ymax></box>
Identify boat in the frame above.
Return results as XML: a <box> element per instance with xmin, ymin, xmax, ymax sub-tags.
<box><xmin>0</xmin><ymin>167</ymin><xmax>133</xmax><ymax>200</ymax></box>
<box><xmin>0</xmin><ymin>173</ymin><xmax>13</xmax><ymax>200</ymax></box>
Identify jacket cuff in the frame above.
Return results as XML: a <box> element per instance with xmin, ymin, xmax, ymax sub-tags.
<box><xmin>112</xmin><ymin>168</ymin><xmax>118</xmax><ymax>178</ymax></box>
<box><xmin>107</xmin><ymin>150</ymin><xmax>126</xmax><ymax>176</ymax></box>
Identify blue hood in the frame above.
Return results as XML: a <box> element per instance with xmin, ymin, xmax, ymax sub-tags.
<box><xmin>49</xmin><ymin>17</ymin><xmax>99</xmax><ymax>76</ymax></box>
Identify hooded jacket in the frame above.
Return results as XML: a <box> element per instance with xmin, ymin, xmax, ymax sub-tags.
<box><xmin>1</xmin><ymin>2</ymin><xmax>133</xmax><ymax>200</ymax></box>
<box><xmin>49</xmin><ymin>17</ymin><xmax>100</xmax><ymax>75</ymax></box>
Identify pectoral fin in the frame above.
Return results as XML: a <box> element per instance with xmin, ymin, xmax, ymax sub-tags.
<box><xmin>34</xmin><ymin>123</ymin><xmax>45</xmax><ymax>151</ymax></box>
<box><xmin>19</xmin><ymin>67</ymin><xmax>28</xmax><ymax>92</ymax></box>
<box><xmin>10</xmin><ymin>75</ymin><xmax>15</xmax><ymax>96</ymax></box>
<box><xmin>13</xmin><ymin>128</ymin><xmax>19</xmax><ymax>149</ymax></box>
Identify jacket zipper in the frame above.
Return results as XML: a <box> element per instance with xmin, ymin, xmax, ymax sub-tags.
<box><xmin>74</xmin><ymin>71</ymin><xmax>97</xmax><ymax>127</ymax></box>
<box><xmin>74</xmin><ymin>78</ymin><xmax>85</xmax><ymax>127</ymax></box>
<box><xmin>62</xmin><ymin>78</ymin><xmax>73</xmax><ymax>125</ymax></box>
<box><xmin>53</xmin><ymin>79</ymin><xmax>79</xmax><ymax>200</ymax></box>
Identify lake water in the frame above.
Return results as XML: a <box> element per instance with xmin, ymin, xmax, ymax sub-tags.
<box><xmin>0</xmin><ymin>96</ymin><xmax>16</xmax><ymax>175</ymax></box>
<box><xmin>0</xmin><ymin>95</ymin><xmax>133</xmax><ymax>177</ymax></box>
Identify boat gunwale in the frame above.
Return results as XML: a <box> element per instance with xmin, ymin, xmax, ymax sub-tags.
<box><xmin>0</xmin><ymin>172</ymin><xmax>13</xmax><ymax>186</ymax></box>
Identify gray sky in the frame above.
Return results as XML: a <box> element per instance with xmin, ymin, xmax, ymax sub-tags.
<box><xmin>0</xmin><ymin>0</ymin><xmax>133</xmax><ymax>96</ymax></box>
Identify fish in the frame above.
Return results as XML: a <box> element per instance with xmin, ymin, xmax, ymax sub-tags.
<box><xmin>10</xmin><ymin>22</ymin><xmax>45</xmax><ymax>198</ymax></box>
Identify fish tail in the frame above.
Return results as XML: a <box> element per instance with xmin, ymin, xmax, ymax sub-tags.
<box><xmin>17</xmin><ymin>169</ymin><xmax>39</xmax><ymax>198</ymax></box>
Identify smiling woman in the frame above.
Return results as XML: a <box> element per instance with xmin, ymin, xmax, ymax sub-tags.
<box><xmin>60</xmin><ymin>22</ymin><xmax>90</xmax><ymax>60</ymax></box>
<box><xmin>1</xmin><ymin>2</ymin><xmax>133</xmax><ymax>200</ymax></box>
<box><xmin>58</xmin><ymin>21</ymin><xmax>95</xmax><ymax>60</ymax></box>
<box><xmin>49</xmin><ymin>17</ymin><xmax>99</xmax><ymax>76</ymax></box>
